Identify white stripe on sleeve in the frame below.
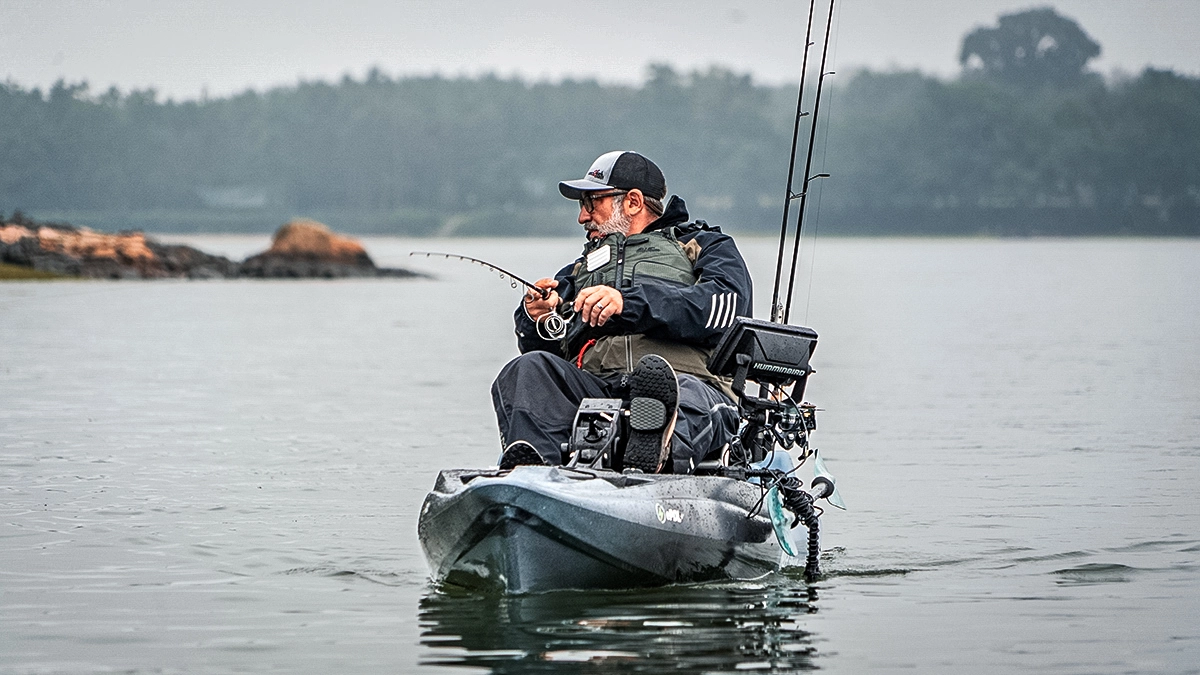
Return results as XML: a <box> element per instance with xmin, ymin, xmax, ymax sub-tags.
<box><xmin>721</xmin><ymin>292</ymin><xmax>736</xmax><ymax>327</ymax></box>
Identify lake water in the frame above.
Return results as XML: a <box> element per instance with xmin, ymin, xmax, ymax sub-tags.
<box><xmin>2</xmin><ymin>236</ymin><xmax>1198</xmax><ymax>674</ymax></box>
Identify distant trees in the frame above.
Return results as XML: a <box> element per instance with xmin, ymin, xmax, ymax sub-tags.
<box><xmin>0</xmin><ymin>68</ymin><xmax>796</xmax><ymax>235</ymax></box>
<box><xmin>1</xmin><ymin>9</ymin><xmax>1197</xmax><ymax>236</ymax></box>
<box><xmin>827</xmin><ymin>65</ymin><xmax>1200</xmax><ymax>233</ymax></box>
<box><xmin>960</xmin><ymin>7</ymin><xmax>1101</xmax><ymax>86</ymax></box>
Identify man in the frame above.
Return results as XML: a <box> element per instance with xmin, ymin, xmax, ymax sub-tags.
<box><xmin>491</xmin><ymin>151</ymin><xmax>752</xmax><ymax>473</ymax></box>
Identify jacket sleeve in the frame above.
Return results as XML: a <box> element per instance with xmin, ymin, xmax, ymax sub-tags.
<box><xmin>607</xmin><ymin>231</ymin><xmax>752</xmax><ymax>348</ymax></box>
<box><xmin>514</xmin><ymin>262</ymin><xmax>578</xmax><ymax>356</ymax></box>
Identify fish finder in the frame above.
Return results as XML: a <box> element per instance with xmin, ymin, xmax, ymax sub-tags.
<box><xmin>706</xmin><ymin>317</ymin><xmax>819</xmax><ymax>464</ymax></box>
<box><xmin>707</xmin><ymin>317</ymin><xmax>818</xmax><ymax>398</ymax></box>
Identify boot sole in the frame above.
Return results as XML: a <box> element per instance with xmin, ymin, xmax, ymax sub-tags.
<box><xmin>499</xmin><ymin>441</ymin><xmax>548</xmax><ymax>470</ymax></box>
<box><xmin>624</xmin><ymin>355</ymin><xmax>678</xmax><ymax>473</ymax></box>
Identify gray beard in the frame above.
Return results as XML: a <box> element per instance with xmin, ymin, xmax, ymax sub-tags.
<box><xmin>591</xmin><ymin>198</ymin><xmax>631</xmax><ymax>236</ymax></box>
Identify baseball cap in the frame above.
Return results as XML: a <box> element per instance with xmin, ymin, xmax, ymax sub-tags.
<box><xmin>558</xmin><ymin>151</ymin><xmax>667</xmax><ymax>200</ymax></box>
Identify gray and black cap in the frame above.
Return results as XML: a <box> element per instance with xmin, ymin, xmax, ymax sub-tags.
<box><xmin>558</xmin><ymin>151</ymin><xmax>667</xmax><ymax>201</ymax></box>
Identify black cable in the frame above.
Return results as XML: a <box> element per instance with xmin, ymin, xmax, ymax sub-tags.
<box><xmin>777</xmin><ymin>476</ymin><xmax>821</xmax><ymax>582</ymax></box>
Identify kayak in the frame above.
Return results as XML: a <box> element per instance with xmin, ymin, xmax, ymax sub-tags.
<box><xmin>417</xmin><ymin>466</ymin><xmax>786</xmax><ymax>594</ymax></box>
<box><xmin>417</xmin><ymin>317</ymin><xmax>843</xmax><ymax>594</ymax></box>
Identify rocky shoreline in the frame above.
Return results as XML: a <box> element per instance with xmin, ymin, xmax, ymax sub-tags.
<box><xmin>0</xmin><ymin>215</ymin><xmax>425</xmax><ymax>280</ymax></box>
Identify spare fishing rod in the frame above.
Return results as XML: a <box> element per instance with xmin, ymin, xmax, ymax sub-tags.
<box><xmin>769</xmin><ymin>0</ymin><xmax>837</xmax><ymax>325</ymax></box>
<box><xmin>409</xmin><ymin>251</ymin><xmax>573</xmax><ymax>340</ymax></box>
<box><xmin>770</xmin><ymin>0</ymin><xmax>818</xmax><ymax>324</ymax></box>
<box><xmin>783</xmin><ymin>0</ymin><xmax>837</xmax><ymax>325</ymax></box>
<box><xmin>755</xmin><ymin>0</ymin><xmax>841</xmax><ymax>582</ymax></box>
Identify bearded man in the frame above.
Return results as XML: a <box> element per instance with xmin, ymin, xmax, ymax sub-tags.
<box><xmin>491</xmin><ymin>151</ymin><xmax>752</xmax><ymax>473</ymax></box>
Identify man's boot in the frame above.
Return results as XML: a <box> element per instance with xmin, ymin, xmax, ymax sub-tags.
<box><xmin>623</xmin><ymin>354</ymin><xmax>679</xmax><ymax>473</ymax></box>
<box><xmin>499</xmin><ymin>440</ymin><xmax>549</xmax><ymax>470</ymax></box>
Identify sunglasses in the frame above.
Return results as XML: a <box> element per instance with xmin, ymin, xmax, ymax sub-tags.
<box><xmin>579</xmin><ymin>190</ymin><xmax>628</xmax><ymax>213</ymax></box>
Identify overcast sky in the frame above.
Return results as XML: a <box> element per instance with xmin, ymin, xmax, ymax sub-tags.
<box><xmin>2</xmin><ymin>0</ymin><xmax>1197</xmax><ymax>100</ymax></box>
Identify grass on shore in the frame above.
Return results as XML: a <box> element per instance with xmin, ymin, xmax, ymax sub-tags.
<box><xmin>0</xmin><ymin>262</ymin><xmax>73</xmax><ymax>280</ymax></box>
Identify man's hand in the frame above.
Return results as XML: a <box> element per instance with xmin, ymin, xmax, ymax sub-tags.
<box><xmin>574</xmin><ymin>285</ymin><xmax>623</xmax><ymax>327</ymax></box>
<box><xmin>523</xmin><ymin>278</ymin><xmax>561</xmax><ymax>321</ymax></box>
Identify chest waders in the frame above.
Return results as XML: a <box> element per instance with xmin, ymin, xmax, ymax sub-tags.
<box><xmin>563</xmin><ymin>228</ymin><xmax>733</xmax><ymax>397</ymax></box>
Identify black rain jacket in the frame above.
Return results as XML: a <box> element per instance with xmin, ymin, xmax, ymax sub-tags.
<box><xmin>514</xmin><ymin>195</ymin><xmax>753</xmax><ymax>361</ymax></box>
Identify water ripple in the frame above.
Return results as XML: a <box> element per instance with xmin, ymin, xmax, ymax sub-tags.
<box><xmin>1051</xmin><ymin>563</ymin><xmax>1140</xmax><ymax>585</ymax></box>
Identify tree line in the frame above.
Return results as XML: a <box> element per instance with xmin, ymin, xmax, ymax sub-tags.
<box><xmin>2</xmin><ymin>9</ymin><xmax>1197</xmax><ymax>236</ymax></box>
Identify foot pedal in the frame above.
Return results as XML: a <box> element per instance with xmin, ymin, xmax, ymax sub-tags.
<box><xmin>567</xmin><ymin>398</ymin><xmax>623</xmax><ymax>468</ymax></box>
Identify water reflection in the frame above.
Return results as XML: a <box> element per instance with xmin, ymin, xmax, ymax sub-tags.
<box><xmin>419</xmin><ymin>580</ymin><xmax>821</xmax><ymax>673</ymax></box>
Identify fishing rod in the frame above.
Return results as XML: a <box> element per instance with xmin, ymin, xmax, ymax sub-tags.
<box><xmin>409</xmin><ymin>251</ymin><xmax>549</xmax><ymax>299</ymax></box>
<box><xmin>770</xmin><ymin>0</ymin><xmax>818</xmax><ymax>324</ymax></box>
<box><xmin>409</xmin><ymin>251</ymin><xmax>571</xmax><ymax>339</ymax></box>
<box><xmin>783</xmin><ymin>0</ymin><xmax>837</xmax><ymax>325</ymax></box>
<box><xmin>754</xmin><ymin>3</ymin><xmax>842</xmax><ymax>581</ymax></box>
<box><xmin>769</xmin><ymin>0</ymin><xmax>837</xmax><ymax>325</ymax></box>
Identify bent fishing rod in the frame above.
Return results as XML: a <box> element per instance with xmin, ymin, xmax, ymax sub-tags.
<box><xmin>770</xmin><ymin>0</ymin><xmax>837</xmax><ymax>325</ymax></box>
<box><xmin>409</xmin><ymin>251</ymin><xmax>572</xmax><ymax>339</ymax></box>
<box><xmin>409</xmin><ymin>251</ymin><xmax>549</xmax><ymax>299</ymax></box>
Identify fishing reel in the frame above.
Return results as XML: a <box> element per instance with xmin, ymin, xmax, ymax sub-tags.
<box><xmin>734</xmin><ymin>398</ymin><xmax>817</xmax><ymax>462</ymax></box>
<box><xmin>535</xmin><ymin>304</ymin><xmax>575</xmax><ymax>341</ymax></box>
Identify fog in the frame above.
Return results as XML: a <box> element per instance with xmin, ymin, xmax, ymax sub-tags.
<box><xmin>2</xmin><ymin>0</ymin><xmax>1198</xmax><ymax>100</ymax></box>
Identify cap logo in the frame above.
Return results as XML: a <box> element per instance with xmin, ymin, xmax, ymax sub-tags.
<box><xmin>587</xmin><ymin>169</ymin><xmax>606</xmax><ymax>180</ymax></box>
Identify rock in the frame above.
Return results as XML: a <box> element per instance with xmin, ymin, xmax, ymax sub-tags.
<box><xmin>239</xmin><ymin>219</ymin><xmax>423</xmax><ymax>278</ymax></box>
<box><xmin>1</xmin><ymin>215</ymin><xmax>424</xmax><ymax>280</ymax></box>
<box><xmin>0</xmin><ymin>220</ymin><xmax>237</xmax><ymax>279</ymax></box>
<box><xmin>264</xmin><ymin>219</ymin><xmax>372</xmax><ymax>263</ymax></box>
<box><xmin>146</xmin><ymin>239</ymin><xmax>240</xmax><ymax>279</ymax></box>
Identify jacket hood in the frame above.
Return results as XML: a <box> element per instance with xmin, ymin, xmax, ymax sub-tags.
<box><xmin>644</xmin><ymin>195</ymin><xmax>689</xmax><ymax>232</ymax></box>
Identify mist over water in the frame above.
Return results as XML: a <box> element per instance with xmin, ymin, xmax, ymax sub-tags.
<box><xmin>2</xmin><ymin>237</ymin><xmax>1198</xmax><ymax>673</ymax></box>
